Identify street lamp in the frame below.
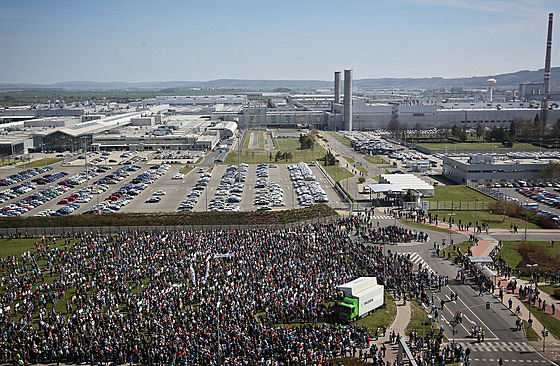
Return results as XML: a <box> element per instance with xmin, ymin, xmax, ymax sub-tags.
<box><xmin>448</xmin><ymin>213</ymin><xmax>456</xmax><ymax>246</ymax></box>
<box><xmin>526</xmin><ymin>264</ymin><xmax>538</xmax><ymax>327</ymax></box>
<box><xmin>524</xmin><ymin>200</ymin><xmax>528</xmax><ymax>242</ymax></box>
<box><xmin>540</xmin><ymin>138</ymin><xmax>543</xmax><ymax>153</ymax></box>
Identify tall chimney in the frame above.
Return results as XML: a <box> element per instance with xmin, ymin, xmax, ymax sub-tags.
<box><xmin>334</xmin><ymin>71</ymin><xmax>341</xmax><ymax>104</ymax></box>
<box><xmin>344</xmin><ymin>69</ymin><xmax>353</xmax><ymax>131</ymax></box>
<box><xmin>544</xmin><ymin>13</ymin><xmax>554</xmax><ymax>98</ymax></box>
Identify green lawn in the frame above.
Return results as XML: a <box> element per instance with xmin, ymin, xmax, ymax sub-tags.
<box><xmin>524</xmin><ymin>320</ymin><xmax>541</xmax><ymax>341</ymax></box>
<box><xmin>181</xmin><ymin>166</ymin><xmax>194</xmax><ymax>175</ymax></box>
<box><xmin>417</xmin><ymin>142</ymin><xmax>540</xmax><ymax>151</ymax></box>
<box><xmin>498</xmin><ymin>240</ymin><xmax>560</xmax><ymax>278</ymax></box>
<box><xmin>356</xmin><ymin>291</ymin><xmax>396</xmax><ymax>331</ymax></box>
<box><xmin>437</xmin><ymin>241</ymin><xmax>472</xmax><ymax>262</ymax></box>
<box><xmin>408</xmin><ymin>301</ymin><xmax>446</xmax><ymax>340</ymax></box>
<box><xmin>227</xmin><ymin>137</ymin><xmax>326</xmax><ymax>165</ymax></box>
<box><xmin>364</xmin><ymin>155</ymin><xmax>388</xmax><ymax>164</ymax></box>
<box><xmin>344</xmin><ymin>156</ymin><xmax>355</xmax><ymax>164</ymax></box>
<box><xmin>356</xmin><ymin>166</ymin><xmax>369</xmax><ymax>174</ymax></box>
<box><xmin>20</xmin><ymin>158</ymin><xmax>63</xmax><ymax>168</ymax></box>
<box><xmin>401</xmin><ymin>220</ymin><xmax>453</xmax><ymax>234</ymax></box>
<box><xmin>520</xmin><ymin>299</ymin><xmax>560</xmax><ymax>339</ymax></box>
<box><xmin>0</xmin><ymin>238</ymin><xmax>41</xmax><ymax>258</ymax></box>
<box><xmin>258</xmin><ymin>132</ymin><xmax>264</xmax><ymax>150</ymax></box>
<box><xmin>329</xmin><ymin>132</ymin><xmax>352</xmax><ymax>147</ymax></box>
<box><xmin>432</xmin><ymin>210</ymin><xmax>540</xmax><ymax>230</ymax></box>
<box><xmin>321</xmin><ymin>163</ymin><xmax>355</xmax><ymax>182</ymax></box>
<box><xmin>425</xmin><ymin>185</ymin><xmax>495</xmax><ymax>202</ymax></box>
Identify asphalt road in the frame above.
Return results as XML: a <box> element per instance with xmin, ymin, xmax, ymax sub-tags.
<box><xmin>371</xmin><ymin>214</ymin><xmax>552</xmax><ymax>364</ymax></box>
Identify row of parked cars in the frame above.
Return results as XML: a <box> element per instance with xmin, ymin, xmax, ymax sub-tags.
<box><xmin>209</xmin><ymin>164</ymin><xmax>245</xmax><ymax>212</ymax></box>
<box><xmin>517</xmin><ymin>187</ymin><xmax>560</xmax><ymax>222</ymax></box>
<box><xmin>178</xmin><ymin>173</ymin><xmax>211</xmax><ymax>211</ymax></box>
<box><xmin>254</xmin><ymin>182</ymin><xmax>285</xmax><ymax>210</ymax></box>
<box><xmin>1</xmin><ymin>173</ymin><xmax>84</xmax><ymax>217</ymax></box>
<box><xmin>85</xmin><ymin>166</ymin><xmax>169</xmax><ymax>213</ymax></box>
<box><xmin>289</xmin><ymin>163</ymin><xmax>328</xmax><ymax>206</ymax></box>
<box><xmin>0</xmin><ymin>166</ymin><xmax>54</xmax><ymax>186</ymax></box>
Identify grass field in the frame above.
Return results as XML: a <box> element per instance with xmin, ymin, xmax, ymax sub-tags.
<box><xmin>425</xmin><ymin>185</ymin><xmax>495</xmax><ymax>202</ymax></box>
<box><xmin>417</xmin><ymin>142</ymin><xmax>540</xmax><ymax>151</ymax></box>
<box><xmin>432</xmin><ymin>210</ymin><xmax>540</xmax><ymax>230</ymax></box>
<box><xmin>437</xmin><ymin>241</ymin><xmax>472</xmax><ymax>262</ymax></box>
<box><xmin>344</xmin><ymin>156</ymin><xmax>355</xmax><ymax>164</ymax></box>
<box><xmin>0</xmin><ymin>238</ymin><xmax>42</xmax><ymax>258</ymax></box>
<box><xmin>322</xmin><ymin>164</ymin><xmax>355</xmax><ymax>182</ymax></box>
<box><xmin>520</xmin><ymin>298</ymin><xmax>560</xmax><ymax>339</ymax></box>
<box><xmin>181</xmin><ymin>166</ymin><xmax>194</xmax><ymax>175</ymax></box>
<box><xmin>408</xmin><ymin>301</ymin><xmax>446</xmax><ymax>341</ymax></box>
<box><xmin>227</xmin><ymin>137</ymin><xmax>326</xmax><ymax>164</ymax></box>
<box><xmin>19</xmin><ymin>158</ymin><xmax>64</xmax><ymax>168</ymax></box>
<box><xmin>524</xmin><ymin>320</ymin><xmax>541</xmax><ymax>341</ymax></box>
<box><xmin>499</xmin><ymin>240</ymin><xmax>560</xmax><ymax>276</ymax></box>
<box><xmin>258</xmin><ymin>131</ymin><xmax>264</xmax><ymax>150</ymax></box>
<box><xmin>364</xmin><ymin>155</ymin><xmax>388</xmax><ymax>164</ymax></box>
<box><xmin>329</xmin><ymin>132</ymin><xmax>352</xmax><ymax>147</ymax></box>
<box><xmin>401</xmin><ymin>220</ymin><xmax>453</xmax><ymax>234</ymax></box>
<box><xmin>356</xmin><ymin>291</ymin><xmax>397</xmax><ymax>331</ymax></box>
<box><xmin>356</xmin><ymin>166</ymin><xmax>369</xmax><ymax>174</ymax></box>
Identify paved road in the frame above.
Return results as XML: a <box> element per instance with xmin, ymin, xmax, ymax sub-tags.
<box><xmin>369</xmin><ymin>215</ymin><xmax>552</xmax><ymax>364</ymax></box>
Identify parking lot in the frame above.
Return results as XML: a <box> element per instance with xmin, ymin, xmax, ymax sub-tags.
<box><xmin>0</xmin><ymin>153</ymin><xmax>344</xmax><ymax>217</ymax></box>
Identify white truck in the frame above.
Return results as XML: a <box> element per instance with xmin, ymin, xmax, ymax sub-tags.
<box><xmin>337</xmin><ymin>277</ymin><xmax>384</xmax><ymax>321</ymax></box>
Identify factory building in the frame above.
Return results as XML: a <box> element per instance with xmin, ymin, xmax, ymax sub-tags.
<box><xmin>138</xmin><ymin>95</ymin><xmax>248</xmax><ymax>106</ymax></box>
<box><xmin>442</xmin><ymin>155</ymin><xmax>555</xmax><ymax>184</ymax></box>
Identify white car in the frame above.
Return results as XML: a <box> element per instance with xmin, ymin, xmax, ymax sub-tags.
<box><xmin>153</xmin><ymin>190</ymin><xmax>167</xmax><ymax>196</ymax></box>
<box><xmin>172</xmin><ymin>173</ymin><xmax>184</xmax><ymax>180</ymax></box>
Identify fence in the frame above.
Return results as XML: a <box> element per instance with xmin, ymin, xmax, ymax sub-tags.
<box><xmin>0</xmin><ymin>215</ymin><xmax>344</xmax><ymax>238</ymax></box>
<box><xmin>467</xmin><ymin>180</ymin><xmax>508</xmax><ymax>202</ymax></box>
<box><xmin>428</xmin><ymin>201</ymin><xmax>491</xmax><ymax>211</ymax></box>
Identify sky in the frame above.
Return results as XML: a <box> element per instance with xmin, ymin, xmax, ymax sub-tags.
<box><xmin>0</xmin><ymin>0</ymin><xmax>559</xmax><ymax>84</ymax></box>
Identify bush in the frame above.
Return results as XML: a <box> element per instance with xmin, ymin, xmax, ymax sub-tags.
<box><xmin>554</xmin><ymin>289</ymin><xmax>560</xmax><ymax>300</ymax></box>
<box><xmin>358</xmin><ymin>177</ymin><xmax>366</xmax><ymax>184</ymax></box>
<box><xmin>490</xmin><ymin>201</ymin><xmax>559</xmax><ymax>229</ymax></box>
<box><xmin>0</xmin><ymin>204</ymin><xmax>339</xmax><ymax>228</ymax></box>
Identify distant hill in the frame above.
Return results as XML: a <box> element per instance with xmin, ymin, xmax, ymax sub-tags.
<box><xmin>0</xmin><ymin>67</ymin><xmax>558</xmax><ymax>91</ymax></box>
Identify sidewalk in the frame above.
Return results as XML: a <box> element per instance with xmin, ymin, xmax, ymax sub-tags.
<box><xmin>373</xmin><ymin>300</ymin><xmax>412</xmax><ymax>364</ymax></box>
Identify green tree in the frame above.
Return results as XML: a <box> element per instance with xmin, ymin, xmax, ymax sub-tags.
<box><xmin>476</xmin><ymin>121</ymin><xmax>484</xmax><ymax>140</ymax></box>
<box><xmin>542</xmin><ymin>161</ymin><xmax>560</xmax><ymax>181</ymax></box>
<box><xmin>550</xmin><ymin>119</ymin><xmax>560</xmax><ymax>138</ymax></box>
<box><xmin>324</xmin><ymin>150</ymin><xmax>336</xmax><ymax>166</ymax></box>
<box><xmin>403</xmin><ymin>189</ymin><xmax>416</xmax><ymax>202</ymax></box>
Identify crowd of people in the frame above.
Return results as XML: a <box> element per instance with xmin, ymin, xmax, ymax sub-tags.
<box><xmin>0</xmin><ymin>215</ymin><xmax>452</xmax><ymax>365</ymax></box>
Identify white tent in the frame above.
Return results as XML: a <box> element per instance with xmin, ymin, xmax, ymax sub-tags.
<box><xmin>379</xmin><ymin>174</ymin><xmax>434</xmax><ymax>197</ymax></box>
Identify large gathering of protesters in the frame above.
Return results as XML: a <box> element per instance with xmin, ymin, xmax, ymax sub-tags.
<box><xmin>0</xmin><ymin>215</ymin><xmax>452</xmax><ymax>366</ymax></box>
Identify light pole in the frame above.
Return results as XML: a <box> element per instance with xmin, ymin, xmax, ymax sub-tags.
<box><xmin>448</xmin><ymin>213</ymin><xmax>455</xmax><ymax>246</ymax></box>
<box><xmin>524</xmin><ymin>200</ymin><xmax>528</xmax><ymax>242</ymax></box>
<box><xmin>82</xmin><ymin>137</ymin><xmax>89</xmax><ymax>187</ymax></box>
<box><xmin>42</xmin><ymin>144</ymin><xmax>47</xmax><ymax>168</ymax></box>
<box><xmin>540</xmin><ymin>138</ymin><xmax>543</xmax><ymax>153</ymax></box>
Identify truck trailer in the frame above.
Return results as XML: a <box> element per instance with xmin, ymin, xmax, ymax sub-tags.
<box><xmin>337</xmin><ymin>277</ymin><xmax>384</xmax><ymax>322</ymax></box>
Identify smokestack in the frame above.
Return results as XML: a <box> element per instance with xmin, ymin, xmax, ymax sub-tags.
<box><xmin>334</xmin><ymin>71</ymin><xmax>341</xmax><ymax>104</ymax></box>
<box><xmin>544</xmin><ymin>13</ymin><xmax>553</xmax><ymax>98</ymax></box>
<box><xmin>344</xmin><ymin>69</ymin><xmax>353</xmax><ymax>131</ymax></box>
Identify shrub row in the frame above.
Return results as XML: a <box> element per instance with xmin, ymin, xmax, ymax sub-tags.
<box><xmin>0</xmin><ymin>204</ymin><xmax>338</xmax><ymax>228</ymax></box>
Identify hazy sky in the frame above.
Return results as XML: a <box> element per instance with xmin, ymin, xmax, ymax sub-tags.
<box><xmin>0</xmin><ymin>0</ymin><xmax>558</xmax><ymax>84</ymax></box>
